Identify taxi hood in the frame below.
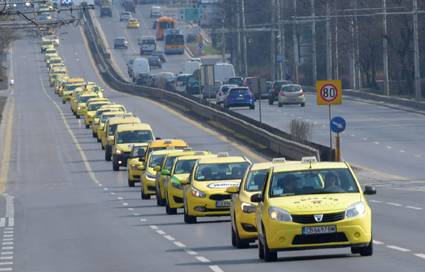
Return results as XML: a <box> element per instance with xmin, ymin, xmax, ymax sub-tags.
<box><xmin>195</xmin><ymin>180</ymin><xmax>241</xmax><ymax>193</ymax></box>
<box><xmin>115</xmin><ymin>144</ymin><xmax>133</xmax><ymax>153</ymax></box>
<box><xmin>268</xmin><ymin>193</ymin><xmax>362</xmax><ymax>214</ymax></box>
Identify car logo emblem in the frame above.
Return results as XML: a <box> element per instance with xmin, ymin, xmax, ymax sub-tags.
<box><xmin>314</xmin><ymin>214</ymin><xmax>323</xmax><ymax>222</ymax></box>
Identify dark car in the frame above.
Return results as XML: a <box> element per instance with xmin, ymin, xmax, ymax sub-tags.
<box><xmin>114</xmin><ymin>37</ymin><xmax>128</xmax><ymax>49</ymax></box>
<box><xmin>148</xmin><ymin>56</ymin><xmax>162</xmax><ymax>68</ymax></box>
<box><xmin>120</xmin><ymin>11</ymin><xmax>132</xmax><ymax>21</ymax></box>
<box><xmin>223</xmin><ymin>87</ymin><xmax>255</xmax><ymax>110</ymax></box>
<box><xmin>268</xmin><ymin>80</ymin><xmax>293</xmax><ymax>105</ymax></box>
<box><xmin>100</xmin><ymin>7</ymin><xmax>112</xmax><ymax>17</ymax></box>
<box><xmin>151</xmin><ymin>50</ymin><xmax>166</xmax><ymax>62</ymax></box>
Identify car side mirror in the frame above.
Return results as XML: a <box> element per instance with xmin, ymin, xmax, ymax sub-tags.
<box><xmin>154</xmin><ymin>166</ymin><xmax>161</xmax><ymax>172</ymax></box>
<box><xmin>155</xmin><ymin>137</ymin><xmax>162</xmax><ymax>140</ymax></box>
<box><xmin>161</xmin><ymin>169</ymin><xmax>170</xmax><ymax>176</ymax></box>
<box><xmin>364</xmin><ymin>185</ymin><xmax>376</xmax><ymax>195</ymax></box>
<box><xmin>250</xmin><ymin>193</ymin><xmax>263</xmax><ymax>203</ymax></box>
<box><xmin>225</xmin><ymin>186</ymin><xmax>239</xmax><ymax>194</ymax></box>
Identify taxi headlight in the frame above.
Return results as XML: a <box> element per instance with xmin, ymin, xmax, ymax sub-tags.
<box><xmin>268</xmin><ymin>207</ymin><xmax>292</xmax><ymax>222</ymax></box>
<box><xmin>146</xmin><ymin>173</ymin><xmax>156</xmax><ymax>180</ymax></box>
<box><xmin>345</xmin><ymin>201</ymin><xmax>366</xmax><ymax>218</ymax></box>
<box><xmin>191</xmin><ymin>186</ymin><xmax>206</xmax><ymax>198</ymax></box>
<box><xmin>77</xmin><ymin>106</ymin><xmax>81</xmax><ymax>110</ymax></box>
<box><xmin>241</xmin><ymin>202</ymin><xmax>256</xmax><ymax>213</ymax></box>
<box><xmin>116</xmin><ymin>149</ymin><xmax>122</xmax><ymax>155</ymax></box>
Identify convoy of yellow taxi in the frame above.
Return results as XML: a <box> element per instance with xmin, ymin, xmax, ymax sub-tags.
<box><xmin>42</xmin><ymin>35</ymin><xmax>377</xmax><ymax>262</ymax></box>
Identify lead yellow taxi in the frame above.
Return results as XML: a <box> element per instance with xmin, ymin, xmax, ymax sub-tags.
<box><xmin>229</xmin><ymin>158</ymin><xmax>288</xmax><ymax>248</ymax></box>
<box><xmin>252</xmin><ymin>158</ymin><xmax>376</xmax><ymax>262</ymax></box>
<box><xmin>183</xmin><ymin>154</ymin><xmax>251</xmax><ymax>224</ymax></box>
<box><xmin>164</xmin><ymin>153</ymin><xmax>216</xmax><ymax>215</ymax></box>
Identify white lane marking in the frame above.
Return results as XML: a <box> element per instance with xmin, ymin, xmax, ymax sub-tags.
<box><xmin>209</xmin><ymin>265</ymin><xmax>224</xmax><ymax>272</ymax></box>
<box><xmin>173</xmin><ymin>241</ymin><xmax>186</xmax><ymax>248</ymax></box>
<box><xmin>7</xmin><ymin>218</ymin><xmax>13</xmax><ymax>228</ymax></box>
<box><xmin>387</xmin><ymin>202</ymin><xmax>402</xmax><ymax>207</ymax></box>
<box><xmin>149</xmin><ymin>225</ymin><xmax>158</xmax><ymax>230</ymax></box>
<box><xmin>140</xmin><ymin>218</ymin><xmax>147</xmax><ymax>222</ymax></box>
<box><xmin>373</xmin><ymin>240</ymin><xmax>385</xmax><ymax>245</ymax></box>
<box><xmin>363</xmin><ymin>137</ymin><xmax>368</xmax><ymax>141</ymax></box>
<box><xmin>156</xmin><ymin>230</ymin><xmax>166</xmax><ymax>235</ymax></box>
<box><xmin>110</xmin><ymin>192</ymin><xmax>115</xmax><ymax>195</ymax></box>
<box><xmin>103</xmin><ymin>188</ymin><xmax>109</xmax><ymax>191</ymax></box>
<box><xmin>0</xmin><ymin>253</ymin><xmax>12</xmax><ymax>256</ymax></box>
<box><xmin>350</xmin><ymin>134</ymin><xmax>356</xmax><ymax>137</ymax></box>
<box><xmin>98</xmin><ymin>183</ymin><xmax>103</xmax><ymax>187</ymax></box>
<box><xmin>164</xmin><ymin>235</ymin><xmax>175</xmax><ymax>241</ymax></box>
<box><xmin>0</xmin><ymin>262</ymin><xmax>13</xmax><ymax>266</ymax></box>
<box><xmin>122</xmin><ymin>202</ymin><xmax>128</xmax><ymax>206</ymax></box>
<box><xmin>117</xmin><ymin>197</ymin><xmax>123</xmax><ymax>200</ymax></box>
<box><xmin>185</xmin><ymin>249</ymin><xmax>198</xmax><ymax>256</ymax></box>
<box><xmin>2</xmin><ymin>232</ymin><xmax>13</xmax><ymax>235</ymax></box>
<box><xmin>386</xmin><ymin>146</ymin><xmax>392</xmax><ymax>149</ymax></box>
<box><xmin>133</xmin><ymin>213</ymin><xmax>140</xmax><ymax>216</ymax></box>
<box><xmin>0</xmin><ymin>268</ymin><xmax>12</xmax><ymax>271</ymax></box>
<box><xmin>406</xmin><ymin>206</ymin><xmax>422</xmax><ymax>210</ymax></box>
<box><xmin>196</xmin><ymin>256</ymin><xmax>210</xmax><ymax>263</ymax></box>
<box><xmin>1</xmin><ymin>247</ymin><xmax>13</xmax><ymax>251</ymax></box>
<box><xmin>0</xmin><ymin>219</ymin><xmax>4</xmax><ymax>228</ymax></box>
<box><xmin>0</xmin><ymin>257</ymin><xmax>12</xmax><ymax>260</ymax></box>
<box><xmin>400</xmin><ymin>150</ymin><xmax>405</xmax><ymax>153</ymax></box>
<box><xmin>1</xmin><ymin>243</ymin><xmax>13</xmax><ymax>246</ymax></box>
<box><xmin>414</xmin><ymin>253</ymin><xmax>425</xmax><ymax>259</ymax></box>
<box><xmin>369</xmin><ymin>200</ymin><xmax>383</xmax><ymax>203</ymax></box>
<box><xmin>128</xmin><ymin>208</ymin><xmax>134</xmax><ymax>211</ymax></box>
<box><xmin>374</xmin><ymin>141</ymin><xmax>380</xmax><ymax>145</ymax></box>
<box><xmin>387</xmin><ymin>245</ymin><xmax>411</xmax><ymax>252</ymax></box>
<box><xmin>5</xmin><ymin>195</ymin><xmax>14</xmax><ymax>221</ymax></box>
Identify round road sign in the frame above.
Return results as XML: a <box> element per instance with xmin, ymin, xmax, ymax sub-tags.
<box><xmin>330</xmin><ymin>116</ymin><xmax>346</xmax><ymax>133</ymax></box>
<box><xmin>316</xmin><ymin>80</ymin><xmax>342</xmax><ymax>105</ymax></box>
<box><xmin>320</xmin><ymin>83</ymin><xmax>338</xmax><ymax>102</ymax></box>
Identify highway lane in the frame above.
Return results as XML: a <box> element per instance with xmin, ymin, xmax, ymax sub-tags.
<box><xmin>4</xmin><ymin>25</ymin><xmax>423</xmax><ymax>272</ymax></box>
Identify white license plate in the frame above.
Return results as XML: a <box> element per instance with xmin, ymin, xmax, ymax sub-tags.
<box><xmin>302</xmin><ymin>225</ymin><xmax>336</xmax><ymax>235</ymax></box>
<box><xmin>216</xmin><ymin>201</ymin><xmax>231</xmax><ymax>207</ymax></box>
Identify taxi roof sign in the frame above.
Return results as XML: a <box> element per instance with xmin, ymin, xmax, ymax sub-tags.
<box><xmin>301</xmin><ymin>156</ymin><xmax>318</xmax><ymax>163</ymax></box>
<box><xmin>272</xmin><ymin>157</ymin><xmax>286</xmax><ymax>163</ymax></box>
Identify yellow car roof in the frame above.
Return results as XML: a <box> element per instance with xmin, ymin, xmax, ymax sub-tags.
<box><xmin>273</xmin><ymin>161</ymin><xmax>349</xmax><ymax>173</ymax></box>
<box><xmin>148</xmin><ymin>139</ymin><xmax>188</xmax><ymax>148</ymax></box>
<box><xmin>66</xmin><ymin>78</ymin><xmax>85</xmax><ymax>83</ymax></box>
<box><xmin>109</xmin><ymin>116</ymin><xmax>140</xmax><ymax>125</ymax></box>
<box><xmin>176</xmin><ymin>153</ymin><xmax>217</xmax><ymax>161</ymax></box>
<box><xmin>99</xmin><ymin>104</ymin><xmax>126</xmax><ymax>110</ymax></box>
<box><xmin>116</xmin><ymin>123</ymin><xmax>152</xmax><ymax>133</ymax></box>
<box><xmin>164</xmin><ymin>150</ymin><xmax>205</xmax><ymax>158</ymax></box>
<box><xmin>87</xmin><ymin>98</ymin><xmax>109</xmax><ymax>104</ymax></box>
<box><xmin>151</xmin><ymin>148</ymin><xmax>186</xmax><ymax>156</ymax></box>
<box><xmin>101</xmin><ymin>111</ymin><xmax>125</xmax><ymax>117</ymax></box>
<box><xmin>198</xmin><ymin>155</ymin><xmax>250</xmax><ymax>164</ymax></box>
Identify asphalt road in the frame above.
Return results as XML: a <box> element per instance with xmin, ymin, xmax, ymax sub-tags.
<box><xmin>92</xmin><ymin>3</ymin><xmax>425</xmax><ymax>181</ymax></box>
<box><xmin>1</xmin><ymin>18</ymin><xmax>425</xmax><ymax>272</ymax></box>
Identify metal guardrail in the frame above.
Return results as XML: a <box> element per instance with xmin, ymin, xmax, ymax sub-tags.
<box><xmin>81</xmin><ymin>9</ymin><xmax>327</xmax><ymax>161</ymax></box>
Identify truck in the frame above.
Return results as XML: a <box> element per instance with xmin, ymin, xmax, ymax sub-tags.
<box><xmin>100</xmin><ymin>0</ymin><xmax>112</xmax><ymax>17</ymax></box>
<box><xmin>121</xmin><ymin>0</ymin><xmax>135</xmax><ymax>13</ymax></box>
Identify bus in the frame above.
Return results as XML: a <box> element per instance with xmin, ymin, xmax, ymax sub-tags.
<box><xmin>164</xmin><ymin>29</ymin><xmax>185</xmax><ymax>55</ymax></box>
<box><xmin>155</xmin><ymin>16</ymin><xmax>176</xmax><ymax>40</ymax></box>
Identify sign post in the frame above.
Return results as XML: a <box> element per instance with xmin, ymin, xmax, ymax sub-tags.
<box><xmin>316</xmin><ymin>80</ymin><xmax>342</xmax><ymax>161</ymax></box>
<box><xmin>330</xmin><ymin>116</ymin><xmax>347</xmax><ymax>161</ymax></box>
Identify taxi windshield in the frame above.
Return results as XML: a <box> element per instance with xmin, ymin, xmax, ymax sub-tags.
<box><xmin>163</xmin><ymin>156</ymin><xmax>178</xmax><ymax>171</ymax></box>
<box><xmin>79</xmin><ymin>96</ymin><xmax>97</xmax><ymax>103</ymax></box>
<box><xmin>174</xmin><ymin>159</ymin><xmax>196</xmax><ymax>174</ymax></box>
<box><xmin>88</xmin><ymin>103</ymin><xmax>107</xmax><ymax>111</ymax></box>
<box><xmin>116</xmin><ymin>130</ymin><xmax>153</xmax><ymax>144</ymax></box>
<box><xmin>245</xmin><ymin>169</ymin><xmax>268</xmax><ymax>192</ymax></box>
<box><xmin>149</xmin><ymin>154</ymin><xmax>165</xmax><ymax>168</ymax></box>
<box><xmin>269</xmin><ymin>169</ymin><xmax>359</xmax><ymax>198</ymax></box>
<box><xmin>64</xmin><ymin>84</ymin><xmax>82</xmax><ymax>92</ymax></box>
<box><xmin>195</xmin><ymin>162</ymin><xmax>250</xmax><ymax>181</ymax></box>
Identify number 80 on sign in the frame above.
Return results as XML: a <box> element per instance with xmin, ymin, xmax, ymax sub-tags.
<box><xmin>316</xmin><ymin>80</ymin><xmax>342</xmax><ymax>105</ymax></box>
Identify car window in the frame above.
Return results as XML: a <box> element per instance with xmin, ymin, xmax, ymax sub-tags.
<box><xmin>148</xmin><ymin>154</ymin><xmax>166</xmax><ymax>168</ymax></box>
<box><xmin>174</xmin><ymin>159</ymin><xmax>197</xmax><ymax>174</ymax></box>
<box><xmin>163</xmin><ymin>156</ymin><xmax>177</xmax><ymax>171</ymax></box>
<box><xmin>229</xmin><ymin>89</ymin><xmax>249</xmax><ymax>96</ymax></box>
<box><xmin>116</xmin><ymin>130</ymin><xmax>154</xmax><ymax>144</ymax></box>
<box><xmin>282</xmin><ymin>85</ymin><xmax>301</xmax><ymax>92</ymax></box>
<box><xmin>244</xmin><ymin>169</ymin><xmax>268</xmax><ymax>192</ymax></box>
<box><xmin>194</xmin><ymin>162</ymin><xmax>250</xmax><ymax>181</ymax></box>
<box><xmin>131</xmin><ymin>146</ymin><xmax>146</xmax><ymax>157</ymax></box>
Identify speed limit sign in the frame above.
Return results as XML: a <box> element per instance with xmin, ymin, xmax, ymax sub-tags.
<box><xmin>316</xmin><ymin>80</ymin><xmax>342</xmax><ymax>105</ymax></box>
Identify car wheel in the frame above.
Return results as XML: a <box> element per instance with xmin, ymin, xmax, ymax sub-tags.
<box><xmin>268</xmin><ymin>98</ymin><xmax>274</xmax><ymax>105</ymax></box>
<box><xmin>141</xmin><ymin>184</ymin><xmax>151</xmax><ymax>200</ymax></box>
<box><xmin>62</xmin><ymin>100</ymin><xmax>65</xmax><ymax>104</ymax></box>
<box><xmin>76</xmin><ymin>115</ymin><xmax>80</xmax><ymax>119</ymax></box>
<box><xmin>105</xmin><ymin>147</ymin><xmax>112</xmax><ymax>161</ymax></box>
<box><xmin>128</xmin><ymin>178</ymin><xmax>135</xmax><ymax>187</ymax></box>
<box><xmin>92</xmin><ymin>132</ymin><xmax>97</xmax><ymax>138</ymax></box>
<box><xmin>258</xmin><ymin>237</ymin><xmax>264</xmax><ymax>260</ymax></box>
<box><xmin>112</xmin><ymin>158</ymin><xmax>120</xmax><ymax>171</ymax></box>
<box><xmin>165</xmin><ymin>196</ymin><xmax>177</xmax><ymax>215</ymax></box>
<box><xmin>232</xmin><ymin>216</ymin><xmax>250</xmax><ymax>248</ymax></box>
<box><xmin>99</xmin><ymin>138</ymin><xmax>103</xmax><ymax>144</ymax></box>
<box><xmin>183</xmin><ymin>201</ymin><xmax>196</xmax><ymax>224</ymax></box>
<box><xmin>278</xmin><ymin>102</ymin><xmax>283</xmax><ymax>107</ymax></box>
<box><xmin>301</xmin><ymin>103</ymin><xmax>305</xmax><ymax>107</ymax></box>
<box><xmin>85</xmin><ymin>124</ymin><xmax>90</xmax><ymax>129</ymax></box>
<box><xmin>249</xmin><ymin>104</ymin><xmax>255</xmax><ymax>110</ymax></box>
<box><xmin>358</xmin><ymin>240</ymin><xmax>373</xmax><ymax>256</ymax></box>
<box><xmin>262</xmin><ymin>225</ymin><xmax>277</xmax><ymax>262</ymax></box>
<box><xmin>156</xmin><ymin>188</ymin><xmax>165</xmax><ymax>206</ymax></box>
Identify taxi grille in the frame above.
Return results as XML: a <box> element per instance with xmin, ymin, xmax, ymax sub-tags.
<box><xmin>291</xmin><ymin>212</ymin><xmax>345</xmax><ymax>224</ymax></box>
<box><xmin>292</xmin><ymin>233</ymin><xmax>348</xmax><ymax>245</ymax></box>
<box><xmin>209</xmin><ymin>194</ymin><xmax>232</xmax><ymax>201</ymax></box>
<box><xmin>173</xmin><ymin>196</ymin><xmax>183</xmax><ymax>203</ymax></box>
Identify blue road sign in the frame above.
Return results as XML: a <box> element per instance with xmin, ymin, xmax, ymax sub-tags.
<box><xmin>330</xmin><ymin>116</ymin><xmax>346</xmax><ymax>133</ymax></box>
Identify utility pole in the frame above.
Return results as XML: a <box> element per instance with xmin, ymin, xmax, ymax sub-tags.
<box><xmin>354</xmin><ymin>0</ymin><xmax>361</xmax><ymax>89</ymax></box>
<box><xmin>382</xmin><ymin>0</ymin><xmax>390</xmax><ymax>96</ymax></box>
<box><xmin>270</xmin><ymin>0</ymin><xmax>276</xmax><ymax>80</ymax></box>
<box><xmin>236</xmin><ymin>0</ymin><xmax>242</xmax><ymax>74</ymax></box>
<box><xmin>221</xmin><ymin>18</ymin><xmax>225</xmax><ymax>62</ymax></box>
<box><xmin>276</xmin><ymin>0</ymin><xmax>284</xmax><ymax>80</ymax></box>
<box><xmin>326</xmin><ymin>1</ymin><xmax>332</xmax><ymax>80</ymax></box>
<box><xmin>241</xmin><ymin>0</ymin><xmax>248</xmax><ymax>77</ymax></box>
<box><xmin>311</xmin><ymin>0</ymin><xmax>317</xmax><ymax>83</ymax></box>
<box><xmin>413</xmin><ymin>0</ymin><xmax>421</xmax><ymax>100</ymax></box>
<box><xmin>292</xmin><ymin>0</ymin><xmax>299</xmax><ymax>82</ymax></box>
<box><xmin>334</xmin><ymin>0</ymin><xmax>339</xmax><ymax>80</ymax></box>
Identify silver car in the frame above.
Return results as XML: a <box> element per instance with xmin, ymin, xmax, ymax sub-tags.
<box><xmin>277</xmin><ymin>84</ymin><xmax>306</xmax><ymax>107</ymax></box>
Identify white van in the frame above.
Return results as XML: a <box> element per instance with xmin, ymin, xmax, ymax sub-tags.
<box><xmin>214</xmin><ymin>63</ymin><xmax>235</xmax><ymax>84</ymax></box>
<box><xmin>183</xmin><ymin>59</ymin><xmax>201</xmax><ymax>75</ymax></box>
<box><xmin>127</xmin><ymin>57</ymin><xmax>151</xmax><ymax>84</ymax></box>
<box><xmin>150</xmin><ymin>6</ymin><xmax>161</xmax><ymax>18</ymax></box>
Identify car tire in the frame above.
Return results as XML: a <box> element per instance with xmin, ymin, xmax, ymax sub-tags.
<box><xmin>258</xmin><ymin>237</ymin><xmax>264</xmax><ymax>260</ymax></box>
<box><xmin>249</xmin><ymin>104</ymin><xmax>255</xmax><ymax>110</ymax></box>
<box><xmin>358</xmin><ymin>240</ymin><xmax>373</xmax><ymax>256</ymax></box>
<box><xmin>85</xmin><ymin>124</ymin><xmax>90</xmax><ymax>129</ymax></box>
<box><xmin>76</xmin><ymin>115</ymin><xmax>80</xmax><ymax>119</ymax></box>
<box><xmin>183</xmin><ymin>201</ymin><xmax>196</xmax><ymax>224</ymax></box>
<box><xmin>156</xmin><ymin>190</ymin><xmax>165</xmax><ymax>206</ymax></box>
<box><xmin>92</xmin><ymin>132</ymin><xmax>97</xmax><ymax>138</ymax></box>
<box><xmin>62</xmin><ymin>100</ymin><xmax>65</xmax><ymax>104</ymax></box>
<box><xmin>262</xmin><ymin>225</ymin><xmax>277</xmax><ymax>262</ymax></box>
<box><xmin>128</xmin><ymin>178</ymin><xmax>135</xmax><ymax>187</ymax></box>
<box><xmin>301</xmin><ymin>103</ymin><xmax>305</xmax><ymax>107</ymax></box>
<box><xmin>112</xmin><ymin>158</ymin><xmax>120</xmax><ymax>171</ymax></box>
<box><xmin>105</xmin><ymin>147</ymin><xmax>112</xmax><ymax>161</ymax></box>
<box><xmin>231</xmin><ymin>216</ymin><xmax>250</xmax><ymax>248</ymax></box>
<box><xmin>165</xmin><ymin>203</ymin><xmax>177</xmax><ymax>215</ymax></box>
<box><xmin>141</xmin><ymin>185</ymin><xmax>150</xmax><ymax>200</ymax></box>
<box><xmin>268</xmin><ymin>98</ymin><xmax>274</xmax><ymax>105</ymax></box>
<box><xmin>278</xmin><ymin>102</ymin><xmax>283</xmax><ymax>107</ymax></box>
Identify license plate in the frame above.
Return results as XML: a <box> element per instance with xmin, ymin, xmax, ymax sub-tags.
<box><xmin>302</xmin><ymin>225</ymin><xmax>336</xmax><ymax>235</ymax></box>
<box><xmin>216</xmin><ymin>201</ymin><xmax>231</xmax><ymax>207</ymax></box>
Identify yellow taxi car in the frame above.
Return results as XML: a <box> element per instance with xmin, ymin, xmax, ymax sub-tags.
<box><xmin>127</xmin><ymin>18</ymin><xmax>140</xmax><ymax>28</ymax></box>
<box><xmin>127</xmin><ymin>144</ymin><xmax>149</xmax><ymax>187</ymax></box>
<box><xmin>92</xmin><ymin>105</ymin><xmax>126</xmax><ymax>138</ymax></box>
<box><xmin>104</xmin><ymin>115</ymin><xmax>140</xmax><ymax>159</ymax></box>
<box><xmin>164</xmin><ymin>153</ymin><xmax>216</xmax><ymax>215</ymax></box>
<box><xmin>112</xmin><ymin>123</ymin><xmax>155</xmax><ymax>171</ymax></box>
<box><xmin>44</xmin><ymin>47</ymin><xmax>57</xmax><ymax>60</ymax></box>
<box><xmin>60</xmin><ymin>78</ymin><xmax>85</xmax><ymax>102</ymax></box>
<box><xmin>54</xmin><ymin>76</ymin><xmax>69</xmax><ymax>94</ymax></box>
<box><xmin>252</xmin><ymin>157</ymin><xmax>376</xmax><ymax>262</ymax></box>
<box><xmin>49</xmin><ymin>67</ymin><xmax>68</xmax><ymax>87</ymax></box>
<box><xmin>74</xmin><ymin>92</ymin><xmax>102</xmax><ymax>118</ymax></box>
<box><xmin>140</xmin><ymin>139</ymin><xmax>189</xmax><ymax>199</ymax></box>
<box><xmin>97</xmin><ymin>112</ymin><xmax>131</xmax><ymax>144</ymax></box>
<box><xmin>41</xmin><ymin>40</ymin><xmax>55</xmax><ymax>52</ymax></box>
<box><xmin>183</xmin><ymin>154</ymin><xmax>251</xmax><ymax>224</ymax></box>
<box><xmin>155</xmin><ymin>150</ymin><xmax>210</xmax><ymax>206</ymax></box>
<box><xmin>84</xmin><ymin>99</ymin><xmax>111</xmax><ymax>128</ymax></box>
<box><xmin>229</xmin><ymin>158</ymin><xmax>288</xmax><ymax>248</ymax></box>
<box><xmin>49</xmin><ymin>63</ymin><xmax>66</xmax><ymax>73</ymax></box>
<box><xmin>47</xmin><ymin>56</ymin><xmax>63</xmax><ymax>69</ymax></box>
